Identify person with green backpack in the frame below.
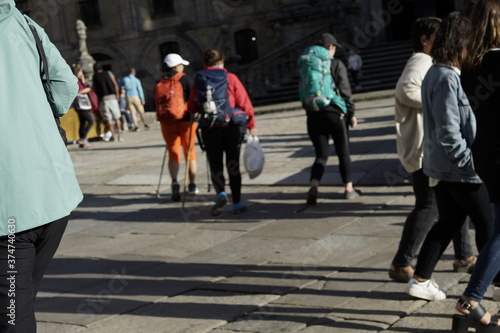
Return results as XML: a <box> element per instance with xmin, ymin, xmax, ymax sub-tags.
<box><xmin>298</xmin><ymin>33</ymin><xmax>360</xmax><ymax>205</ymax></box>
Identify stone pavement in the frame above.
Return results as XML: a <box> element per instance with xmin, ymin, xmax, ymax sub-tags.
<box><xmin>35</xmin><ymin>92</ymin><xmax>499</xmax><ymax>333</ymax></box>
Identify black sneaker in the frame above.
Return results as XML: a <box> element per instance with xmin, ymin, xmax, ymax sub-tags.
<box><xmin>171</xmin><ymin>181</ymin><xmax>180</xmax><ymax>202</ymax></box>
<box><xmin>144</xmin><ymin>124</ymin><xmax>150</xmax><ymax>131</ymax></box>
<box><xmin>306</xmin><ymin>187</ymin><xmax>318</xmax><ymax>205</ymax></box>
<box><xmin>188</xmin><ymin>184</ymin><xmax>199</xmax><ymax>195</ymax></box>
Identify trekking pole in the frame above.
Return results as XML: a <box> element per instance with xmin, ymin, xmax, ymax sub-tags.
<box><xmin>156</xmin><ymin>147</ymin><xmax>168</xmax><ymax>198</ymax></box>
<box><xmin>196</xmin><ymin>126</ymin><xmax>211</xmax><ymax>193</ymax></box>
<box><xmin>181</xmin><ymin>114</ymin><xmax>195</xmax><ymax>210</ymax></box>
<box><xmin>205</xmin><ymin>153</ymin><xmax>211</xmax><ymax>192</ymax></box>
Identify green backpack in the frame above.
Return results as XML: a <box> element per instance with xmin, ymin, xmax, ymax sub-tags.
<box><xmin>298</xmin><ymin>45</ymin><xmax>346</xmax><ymax>113</ymax></box>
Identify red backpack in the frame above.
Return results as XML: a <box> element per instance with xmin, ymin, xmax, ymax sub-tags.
<box><xmin>155</xmin><ymin>72</ymin><xmax>187</xmax><ymax>122</ymax></box>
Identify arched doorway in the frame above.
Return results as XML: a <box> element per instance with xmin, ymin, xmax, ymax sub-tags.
<box><xmin>234</xmin><ymin>29</ymin><xmax>259</xmax><ymax>65</ymax></box>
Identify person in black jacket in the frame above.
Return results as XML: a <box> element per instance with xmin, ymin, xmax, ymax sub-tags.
<box><xmin>330</xmin><ymin>57</ymin><xmax>357</xmax><ymax>132</ymax></box>
<box><xmin>305</xmin><ymin>33</ymin><xmax>360</xmax><ymax>205</ymax></box>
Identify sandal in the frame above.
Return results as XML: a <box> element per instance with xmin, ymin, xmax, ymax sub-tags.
<box><xmin>453</xmin><ymin>256</ymin><xmax>477</xmax><ymax>273</ymax></box>
<box><xmin>453</xmin><ymin>297</ymin><xmax>500</xmax><ymax>332</ymax></box>
<box><xmin>388</xmin><ymin>263</ymin><xmax>414</xmax><ymax>283</ymax></box>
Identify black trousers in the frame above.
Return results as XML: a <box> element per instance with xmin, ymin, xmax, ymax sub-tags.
<box><xmin>414</xmin><ymin>181</ymin><xmax>493</xmax><ymax>279</ymax></box>
<box><xmin>0</xmin><ymin>216</ymin><xmax>69</xmax><ymax>332</ymax></box>
<box><xmin>77</xmin><ymin>109</ymin><xmax>95</xmax><ymax>140</ymax></box>
<box><xmin>392</xmin><ymin>169</ymin><xmax>473</xmax><ymax>266</ymax></box>
<box><xmin>202</xmin><ymin>125</ymin><xmax>245</xmax><ymax>204</ymax></box>
<box><xmin>307</xmin><ymin>111</ymin><xmax>352</xmax><ymax>184</ymax></box>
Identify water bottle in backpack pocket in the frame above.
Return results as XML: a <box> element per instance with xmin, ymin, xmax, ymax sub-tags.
<box><xmin>195</xmin><ymin>69</ymin><xmax>247</xmax><ymax>128</ymax></box>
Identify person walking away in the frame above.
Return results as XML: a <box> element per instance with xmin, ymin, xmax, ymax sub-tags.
<box><xmin>389</xmin><ymin>17</ymin><xmax>476</xmax><ymax>283</ymax></box>
<box><xmin>119</xmin><ymin>85</ymin><xmax>135</xmax><ymax>131</ymax></box>
<box><xmin>0</xmin><ymin>3</ymin><xmax>83</xmax><ymax>331</ymax></box>
<box><xmin>123</xmin><ymin>67</ymin><xmax>150</xmax><ymax>131</ymax></box>
<box><xmin>347</xmin><ymin>48</ymin><xmax>363</xmax><ymax>91</ymax></box>
<box><xmin>299</xmin><ymin>33</ymin><xmax>360</xmax><ymax>205</ymax></box>
<box><xmin>405</xmin><ymin>12</ymin><xmax>493</xmax><ymax>302</ymax></box>
<box><xmin>72</xmin><ymin>64</ymin><xmax>95</xmax><ymax>148</ymax></box>
<box><xmin>188</xmin><ymin>49</ymin><xmax>257</xmax><ymax>216</ymax></box>
<box><xmin>155</xmin><ymin>53</ymin><xmax>199</xmax><ymax>202</ymax></box>
<box><xmin>92</xmin><ymin>63</ymin><xmax>124</xmax><ymax>142</ymax></box>
<box><xmin>455</xmin><ymin>0</ymin><xmax>500</xmax><ymax>329</ymax></box>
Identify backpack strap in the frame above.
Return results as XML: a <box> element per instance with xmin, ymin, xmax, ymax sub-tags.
<box><xmin>24</xmin><ymin>16</ymin><xmax>53</xmax><ymax>101</ymax></box>
<box><xmin>24</xmin><ymin>15</ymin><xmax>68</xmax><ymax>145</ymax></box>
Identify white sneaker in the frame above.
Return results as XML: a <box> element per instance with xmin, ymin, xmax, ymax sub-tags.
<box><xmin>406</xmin><ymin>278</ymin><xmax>446</xmax><ymax>301</ymax></box>
<box><xmin>103</xmin><ymin>131</ymin><xmax>112</xmax><ymax>142</ymax></box>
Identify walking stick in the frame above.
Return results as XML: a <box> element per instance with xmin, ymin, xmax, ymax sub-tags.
<box><xmin>156</xmin><ymin>147</ymin><xmax>168</xmax><ymax>198</ymax></box>
<box><xmin>205</xmin><ymin>153</ymin><xmax>211</xmax><ymax>193</ymax></box>
<box><xmin>196</xmin><ymin>126</ymin><xmax>210</xmax><ymax>193</ymax></box>
<box><xmin>182</xmin><ymin>114</ymin><xmax>195</xmax><ymax>210</ymax></box>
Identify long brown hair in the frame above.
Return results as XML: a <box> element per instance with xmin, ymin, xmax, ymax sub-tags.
<box><xmin>465</xmin><ymin>0</ymin><xmax>500</xmax><ymax>69</ymax></box>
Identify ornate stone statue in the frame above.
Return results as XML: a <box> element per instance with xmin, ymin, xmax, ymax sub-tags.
<box><xmin>76</xmin><ymin>19</ymin><xmax>95</xmax><ymax>85</ymax></box>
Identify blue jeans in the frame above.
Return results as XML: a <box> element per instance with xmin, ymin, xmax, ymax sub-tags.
<box><xmin>464</xmin><ymin>203</ymin><xmax>500</xmax><ymax>302</ymax></box>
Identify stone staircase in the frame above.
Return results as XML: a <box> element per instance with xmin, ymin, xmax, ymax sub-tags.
<box><xmin>238</xmin><ymin>39</ymin><xmax>413</xmax><ymax>106</ymax></box>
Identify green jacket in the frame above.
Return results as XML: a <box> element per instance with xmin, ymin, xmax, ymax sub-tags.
<box><xmin>0</xmin><ymin>0</ymin><xmax>83</xmax><ymax>236</ymax></box>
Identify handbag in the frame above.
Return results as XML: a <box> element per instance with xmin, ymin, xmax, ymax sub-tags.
<box><xmin>243</xmin><ymin>135</ymin><xmax>265</xmax><ymax>179</ymax></box>
<box><xmin>25</xmin><ymin>16</ymin><xmax>68</xmax><ymax>145</ymax></box>
<box><xmin>88</xmin><ymin>90</ymin><xmax>99</xmax><ymax>110</ymax></box>
<box><xmin>76</xmin><ymin>93</ymin><xmax>92</xmax><ymax>110</ymax></box>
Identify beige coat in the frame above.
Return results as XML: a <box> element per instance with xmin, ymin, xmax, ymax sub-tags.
<box><xmin>394</xmin><ymin>52</ymin><xmax>433</xmax><ymax>173</ymax></box>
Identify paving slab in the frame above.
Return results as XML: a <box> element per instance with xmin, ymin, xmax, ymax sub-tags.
<box><xmin>31</xmin><ymin>93</ymin><xmax>488</xmax><ymax>333</ymax></box>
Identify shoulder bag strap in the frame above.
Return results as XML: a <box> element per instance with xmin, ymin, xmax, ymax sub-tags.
<box><xmin>24</xmin><ymin>16</ymin><xmax>53</xmax><ymax>100</ymax></box>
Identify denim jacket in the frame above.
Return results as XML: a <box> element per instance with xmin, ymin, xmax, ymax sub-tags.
<box><xmin>422</xmin><ymin>64</ymin><xmax>482</xmax><ymax>183</ymax></box>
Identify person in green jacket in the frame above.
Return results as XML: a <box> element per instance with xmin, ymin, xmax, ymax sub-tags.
<box><xmin>0</xmin><ymin>1</ymin><xmax>83</xmax><ymax>331</ymax></box>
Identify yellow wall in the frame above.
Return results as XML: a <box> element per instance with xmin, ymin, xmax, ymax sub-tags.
<box><xmin>60</xmin><ymin>108</ymin><xmax>103</xmax><ymax>141</ymax></box>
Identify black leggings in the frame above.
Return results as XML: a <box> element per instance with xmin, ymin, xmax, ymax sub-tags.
<box><xmin>307</xmin><ymin>111</ymin><xmax>352</xmax><ymax>184</ymax></box>
<box><xmin>77</xmin><ymin>109</ymin><xmax>95</xmax><ymax>140</ymax></box>
<box><xmin>202</xmin><ymin>125</ymin><xmax>245</xmax><ymax>203</ymax></box>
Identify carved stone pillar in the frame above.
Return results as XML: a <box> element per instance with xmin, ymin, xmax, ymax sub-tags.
<box><xmin>76</xmin><ymin>20</ymin><xmax>96</xmax><ymax>85</ymax></box>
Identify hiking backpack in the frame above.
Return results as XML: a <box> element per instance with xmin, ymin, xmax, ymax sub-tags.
<box><xmin>155</xmin><ymin>72</ymin><xmax>187</xmax><ymax>122</ymax></box>
<box><xmin>194</xmin><ymin>69</ymin><xmax>246</xmax><ymax>128</ymax></box>
<box><xmin>297</xmin><ymin>45</ymin><xmax>346</xmax><ymax>113</ymax></box>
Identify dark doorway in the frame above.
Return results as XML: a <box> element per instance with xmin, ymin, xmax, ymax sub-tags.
<box><xmin>383</xmin><ymin>0</ymin><xmax>416</xmax><ymax>41</ymax></box>
<box><xmin>92</xmin><ymin>53</ymin><xmax>113</xmax><ymax>71</ymax></box>
<box><xmin>234</xmin><ymin>29</ymin><xmax>259</xmax><ymax>65</ymax></box>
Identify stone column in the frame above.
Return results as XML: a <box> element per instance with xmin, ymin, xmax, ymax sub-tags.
<box><xmin>76</xmin><ymin>19</ymin><xmax>96</xmax><ymax>85</ymax></box>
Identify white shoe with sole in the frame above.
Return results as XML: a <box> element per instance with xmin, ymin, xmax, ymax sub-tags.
<box><xmin>406</xmin><ymin>278</ymin><xmax>446</xmax><ymax>301</ymax></box>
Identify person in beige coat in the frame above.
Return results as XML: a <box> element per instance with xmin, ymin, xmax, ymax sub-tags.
<box><xmin>389</xmin><ymin>17</ymin><xmax>476</xmax><ymax>282</ymax></box>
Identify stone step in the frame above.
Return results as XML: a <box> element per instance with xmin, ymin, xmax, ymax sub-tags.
<box><xmin>252</xmin><ymin>40</ymin><xmax>412</xmax><ymax>106</ymax></box>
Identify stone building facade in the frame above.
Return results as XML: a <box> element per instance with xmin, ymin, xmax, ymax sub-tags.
<box><xmin>18</xmin><ymin>0</ymin><xmax>467</xmax><ymax>107</ymax></box>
